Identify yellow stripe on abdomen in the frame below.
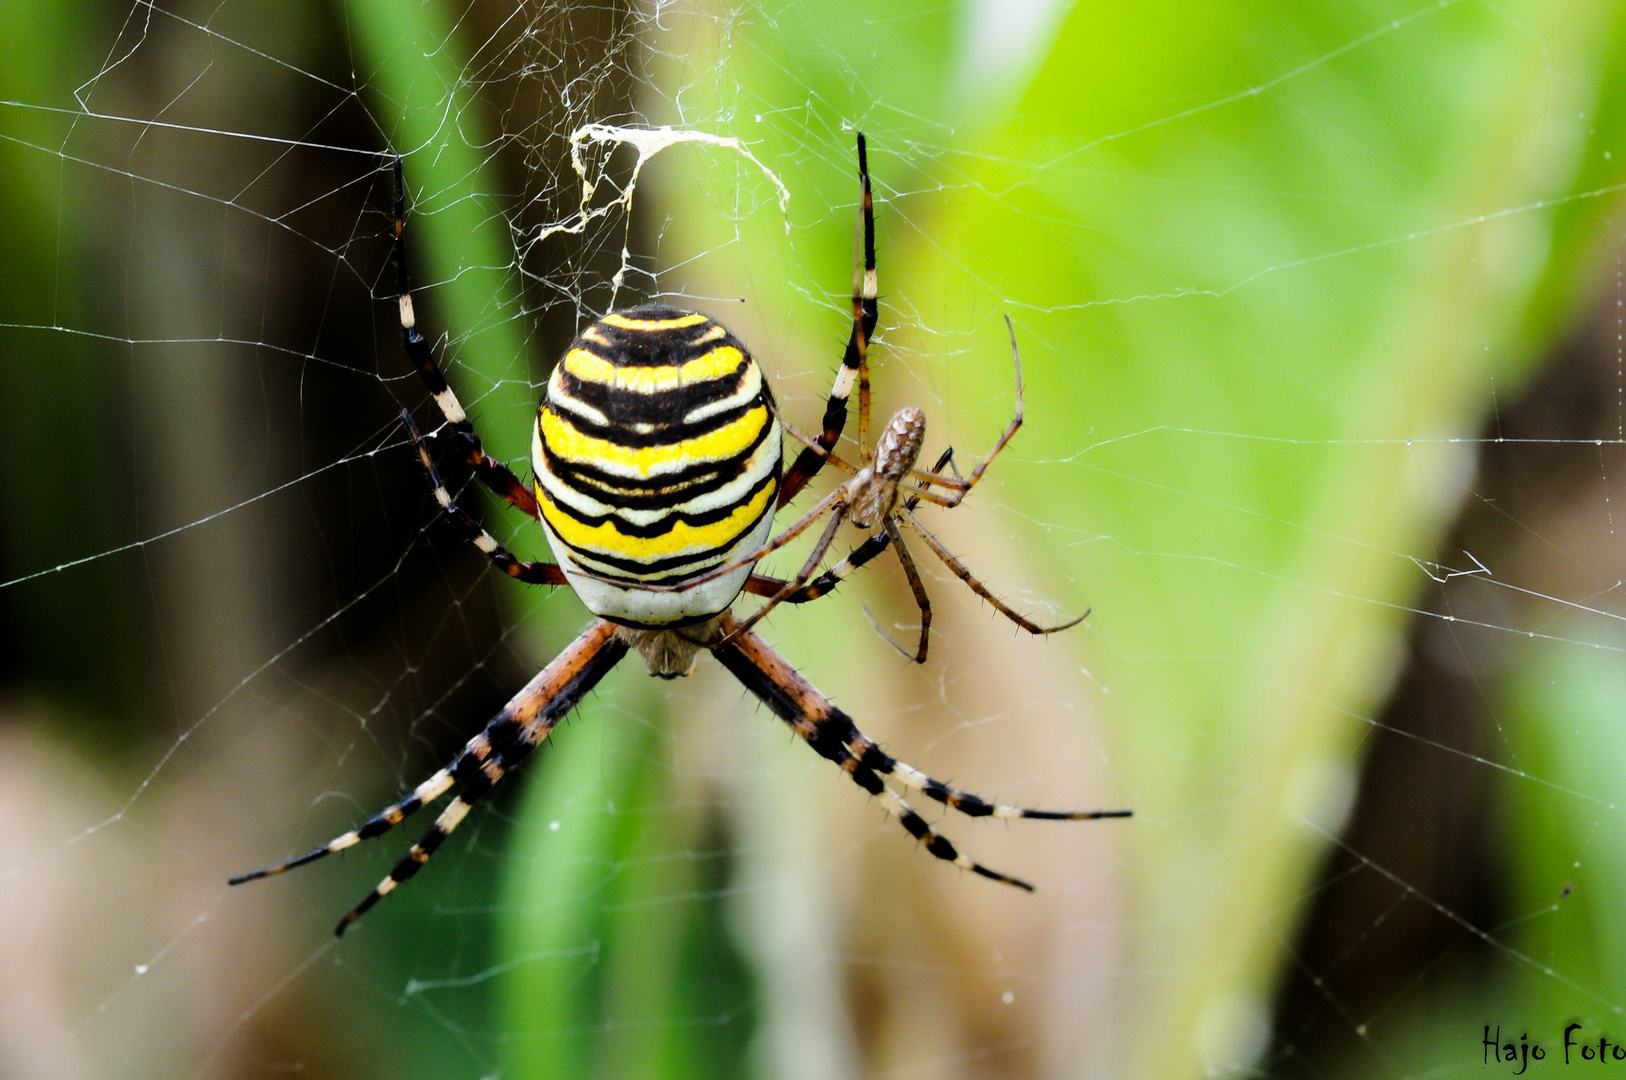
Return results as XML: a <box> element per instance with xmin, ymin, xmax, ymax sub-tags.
<box><xmin>561</xmin><ymin>345</ymin><xmax>744</xmax><ymax>393</ymax></box>
<box><xmin>600</xmin><ymin>312</ymin><xmax>709</xmax><ymax>332</ymax></box>
<box><xmin>537</xmin><ymin>479</ymin><xmax>776</xmax><ymax>563</ymax></box>
<box><xmin>540</xmin><ymin>404</ymin><xmax>769</xmax><ymax>478</ymax></box>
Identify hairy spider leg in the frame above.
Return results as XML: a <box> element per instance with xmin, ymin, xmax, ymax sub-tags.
<box><xmin>230</xmin><ymin>622</ymin><xmax>627</xmax><ymax>935</ymax></box>
<box><xmin>331</xmin><ymin>621</ymin><xmax>626</xmax><ymax>935</ymax></box>
<box><xmin>779</xmin><ymin>132</ymin><xmax>877</xmax><ymax>507</ymax></box>
<box><xmin>402</xmin><ymin>410</ymin><xmax>565</xmax><ymax>586</ymax></box>
<box><xmin>879</xmin><ymin>518</ymin><xmax>933</xmax><ymax>662</ymax></box>
<box><xmin>713</xmin><ymin>614</ymin><xmax>1129</xmax><ymax>890</ymax></box>
<box><xmin>392</xmin><ymin>156</ymin><xmax>540</xmax><ymax>520</ymax></box>
<box><xmin>902</xmin><ymin>507</ymin><xmax>1087</xmax><ymax>636</ymax></box>
<box><xmin>903</xmin><ymin>316</ymin><xmax>1027</xmax><ymax>507</ymax></box>
<box><xmin>720</xmin><ymin>504</ymin><xmax>851</xmax><ymax>646</ymax></box>
<box><xmin>743</xmin><ymin>446</ymin><xmax>951</xmax><ymax>604</ymax></box>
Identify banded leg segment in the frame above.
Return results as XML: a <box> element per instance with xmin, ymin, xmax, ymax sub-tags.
<box><xmin>741</xmin><ymin>523</ymin><xmax>893</xmax><ymax>602</ymax></box>
<box><xmin>331</xmin><ymin>772</ymin><xmax>493</xmax><ymax>934</ymax></box>
<box><xmin>392</xmin><ymin>157</ymin><xmax>540</xmax><ymax>520</ymax></box>
<box><xmin>851</xmin><ymin>736</ymin><xmax>1131</xmax><ymax>822</ymax></box>
<box><xmin>229</xmin><ymin>621</ymin><xmax>628</xmax><ymax>933</ymax></box>
<box><xmin>779</xmin><ymin>133</ymin><xmax>878</xmax><ymax>507</ymax></box>
<box><xmin>332</xmin><ymin>620</ymin><xmax>628</xmax><ymax>935</ymax></box>
<box><xmin>228</xmin><ymin>765</ymin><xmax>460</xmax><ymax>884</ymax></box>
<box><xmin>402</xmin><ymin>410</ymin><xmax>565</xmax><ymax>586</ymax></box>
<box><xmin>742</xmin><ymin>450</ymin><xmax>941</xmax><ymax>604</ymax></box>
<box><xmin>713</xmin><ymin>615</ymin><xmax>1126</xmax><ymax>888</ymax></box>
<box><xmin>712</xmin><ymin>616</ymin><xmax>1027</xmax><ymax>888</ymax></box>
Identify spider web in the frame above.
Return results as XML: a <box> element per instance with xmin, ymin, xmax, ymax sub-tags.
<box><xmin>2</xmin><ymin>1</ymin><xmax>1625</xmax><ymax>1078</ymax></box>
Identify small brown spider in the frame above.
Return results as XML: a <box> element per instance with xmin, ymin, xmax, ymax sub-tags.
<box><xmin>610</xmin><ymin>316</ymin><xmax>1086</xmax><ymax>662</ymax></box>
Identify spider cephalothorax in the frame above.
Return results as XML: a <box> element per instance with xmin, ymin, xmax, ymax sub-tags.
<box><xmin>230</xmin><ymin>135</ymin><xmax>1129</xmax><ymax>936</ymax></box>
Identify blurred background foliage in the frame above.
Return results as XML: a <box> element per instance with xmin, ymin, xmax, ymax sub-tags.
<box><xmin>4</xmin><ymin>1</ymin><xmax>1626</xmax><ymax>1079</ymax></box>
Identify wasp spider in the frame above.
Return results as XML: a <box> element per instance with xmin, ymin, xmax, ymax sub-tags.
<box><xmin>230</xmin><ymin>135</ymin><xmax>1130</xmax><ymax>935</ymax></box>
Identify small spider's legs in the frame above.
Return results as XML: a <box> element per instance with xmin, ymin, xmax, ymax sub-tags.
<box><xmin>712</xmin><ymin>614</ymin><xmax>1036</xmax><ymax>889</ymax></box>
<box><xmin>883</xmin><ymin>519</ymin><xmax>932</xmax><ymax>663</ymax></box>
<box><xmin>741</xmin><ymin>523</ymin><xmax>892</xmax><ymax>602</ymax></box>
<box><xmin>402</xmin><ymin>411</ymin><xmax>566</xmax><ymax>586</ymax></box>
<box><xmin>742</xmin><ymin>449</ymin><xmax>948</xmax><ymax>650</ymax></box>
<box><xmin>901</xmin><ymin>508</ymin><xmax>1087</xmax><ymax>636</ymax></box>
<box><xmin>391</xmin><ymin>157</ymin><xmax>540</xmax><ymax>521</ymax></box>
<box><xmin>774</xmin><ymin>408</ymin><xmax>861</xmax><ymax>476</ymax></box>
<box><xmin>905</xmin><ymin>316</ymin><xmax>1026</xmax><ymax>507</ymax></box>
<box><xmin>720</xmin><ymin>503</ymin><xmax>850</xmax><ymax>645</ymax></box>
<box><xmin>580</xmin><ymin>482</ymin><xmax>851</xmax><ymax>596</ymax></box>
<box><xmin>859</xmin><ymin>603</ymin><xmax>921</xmax><ymax>662</ymax></box>
<box><xmin>778</xmin><ymin>132</ymin><xmax>877</xmax><ymax>507</ymax></box>
<box><xmin>230</xmin><ymin>622</ymin><xmax>628</xmax><ymax>935</ymax></box>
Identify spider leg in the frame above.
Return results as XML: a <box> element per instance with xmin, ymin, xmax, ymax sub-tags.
<box><xmin>402</xmin><ymin>410</ymin><xmax>565</xmax><ymax>586</ymax></box>
<box><xmin>775</xmin><ymin>407</ymin><xmax>861</xmax><ymax>475</ymax></box>
<box><xmin>714</xmin><ymin>616</ymin><xmax>1125</xmax><ymax>889</ymax></box>
<box><xmin>332</xmin><ymin>620</ymin><xmax>627</xmax><ymax>935</ymax></box>
<box><xmin>228</xmin><ymin>765</ymin><xmax>459</xmax><ymax>884</ymax></box>
<box><xmin>715</xmin><ymin>614</ymin><xmax>1119</xmax><ymax>823</ymax></box>
<box><xmin>901</xmin><ymin>508</ymin><xmax>1087</xmax><ymax>636</ymax></box>
<box><xmin>853</xmin><ymin>138</ymin><xmax>875</xmax><ymax>455</ymax></box>
<box><xmin>907</xmin><ymin>316</ymin><xmax>1025</xmax><ymax>506</ymax></box>
<box><xmin>858</xmin><ymin>603</ymin><xmax>920</xmax><ymax>662</ymax></box>
<box><xmin>575</xmin><ymin>482</ymin><xmax>850</xmax><ymax>595</ymax></box>
<box><xmin>779</xmin><ymin>132</ymin><xmax>877</xmax><ymax>507</ymax></box>
<box><xmin>715</xmin><ymin>620</ymin><xmax>1019</xmax><ymax>885</ymax></box>
<box><xmin>883</xmin><ymin>519</ymin><xmax>932</xmax><ymax>663</ymax></box>
<box><xmin>742</xmin><ymin>447</ymin><xmax>948</xmax><ymax>604</ymax></box>
<box><xmin>847</xmin><ymin>735</ymin><xmax>1131</xmax><ymax>823</ymax></box>
<box><xmin>392</xmin><ymin>157</ymin><xmax>540</xmax><ymax>520</ymax></box>
<box><xmin>900</xmin><ymin>446</ymin><xmax>964</xmax><ymax>496</ymax></box>
<box><xmin>331</xmin><ymin>770</ymin><xmax>494</xmax><ymax>934</ymax></box>
<box><xmin>231</xmin><ymin>622</ymin><xmax>627</xmax><ymax>933</ymax></box>
<box><xmin>741</xmin><ymin>524</ymin><xmax>892</xmax><ymax>602</ymax></box>
<box><xmin>719</xmin><ymin>504</ymin><xmax>849</xmax><ymax>646</ymax></box>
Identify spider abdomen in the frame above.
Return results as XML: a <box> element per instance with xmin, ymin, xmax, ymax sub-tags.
<box><xmin>533</xmin><ymin>305</ymin><xmax>782</xmax><ymax>626</ymax></box>
<box><xmin>850</xmin><ymin>406</ymin><xmax>925</xmax><ymax>528</ymax></box>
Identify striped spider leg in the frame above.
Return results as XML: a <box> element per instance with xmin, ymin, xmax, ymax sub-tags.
<box><xmin>714</xmin><ymin>613</ymin><xmax>1130</xmax><ymax>890</ymax></box>
<box><xmin>776</xmin><ymin>131</ymin><xmax>878</xmax><ymax>508</ymax></box>
<box><xmin>401</xmin><ymin>410</ymin><xmax>565</xmax><ymax>585</ymax></box>
<box><xmin>230</xmin><ymin>609</ymin><xmax>1126</xmax><ymax>935</ymax></box>
<box><xmin>392</xmin><ymin>156</ymin><xmax>545</xmax><ymax>523</ymax></box>
<box><xmin>231</xmin><ymin>621</ymin><xmax>627</xmax><ymax>936</ymax></box>
<box><xmin>391</xmin><ymin>157</ymin><xmax>567</xmax><ymax>584</ymax></box>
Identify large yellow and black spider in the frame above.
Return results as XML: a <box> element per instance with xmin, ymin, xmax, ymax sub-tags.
<box><xmin>230</xmin><ymin>135</ymin><xmax>1130</xmax><ymax>935</ymax></box>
